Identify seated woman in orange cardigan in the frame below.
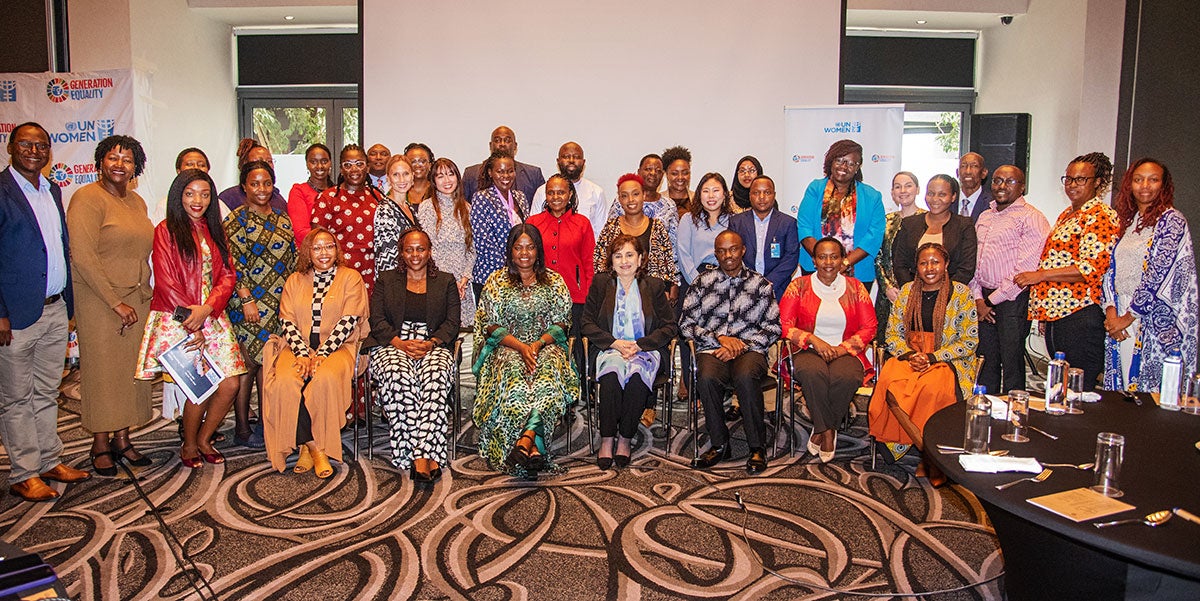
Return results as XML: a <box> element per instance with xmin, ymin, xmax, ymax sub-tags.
<box><xmin>869</xmin><ymin>242</ymin><xmax>977</xmax><ymax>484</ymax></box>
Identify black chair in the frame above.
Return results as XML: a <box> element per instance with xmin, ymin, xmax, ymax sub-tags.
<box><xmin>353</xmin><ymin>336</ymin><xmax>464</xmax><ymax>462</ymax></box>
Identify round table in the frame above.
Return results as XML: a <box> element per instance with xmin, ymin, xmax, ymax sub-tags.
<box><xmin>924</xmin><ymin>392</ymin><xmax>1200</xmax><ymax>601</ymax></box>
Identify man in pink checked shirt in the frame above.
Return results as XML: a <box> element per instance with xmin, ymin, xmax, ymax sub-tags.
<box><xmin>970</xmin><ymin>165</ymin><xmax>1051</xmax><ymax>393</ymax></box>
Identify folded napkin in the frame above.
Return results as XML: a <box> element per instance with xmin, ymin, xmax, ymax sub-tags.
<box><xmin>958</xmin><ymin>454</ymin><xmax>1043</xmax><ymax>474</ymax></box>
<box><xmin>985</xmin><ymin>394</ymin><xmax>1009</xmax><ymax>419</ymax></box>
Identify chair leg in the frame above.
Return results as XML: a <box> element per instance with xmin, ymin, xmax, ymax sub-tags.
<box><xmin>352</xmin><ymin>370</ymin><xmax>361</xmax><ymax>462</ymax></box>
<box><xmin>365</xmin><ymin>375</ymin><xmax>374</xmax><ymax>461</ymax></box>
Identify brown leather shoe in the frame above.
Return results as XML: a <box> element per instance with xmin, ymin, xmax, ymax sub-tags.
<box><xmin>10</xmin><ymin>477</ymin><xmax>59</xmax><ymax>502</ymax></box>
<box><xmin>41</xmin><ymin>463</ymin><xmax>92</xmax><ymax>483</ymax></box>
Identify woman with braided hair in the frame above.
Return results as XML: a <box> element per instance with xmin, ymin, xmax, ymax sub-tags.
<box><xmin>869</xmin><ymin>242</ymin><xmax>978</xmax><ymax>485</ymax></box>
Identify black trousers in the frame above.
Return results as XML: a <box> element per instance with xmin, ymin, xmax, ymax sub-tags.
<box><xmin>598</xmin><ymin>373</ymin><xmax>651</xmax><ymax>439</ymax></box>
<box><xmin>695</xmin><ymin>351</ymin><xmax>768</xmax><ymax>449</ymax></box>
<box><xmin>977</xmin><ymin>289</ymin><xmax>1031</xmax><ymax>395</ymax></box>
<box><xmin>1044</xmin><ymin>304</ymin><xmax>1105</xmax><ymax>390</ymax></box>
<box><xmin>791</xmin><ymin>350</ymin><xmax>863</xmax><ymax>433</ymax></box>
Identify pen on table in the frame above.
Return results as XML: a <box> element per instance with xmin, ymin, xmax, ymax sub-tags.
<box><xmin>1027</xmin><ymin>425</ymin><xmax>1059</xmax><ymax>440</ymax></box>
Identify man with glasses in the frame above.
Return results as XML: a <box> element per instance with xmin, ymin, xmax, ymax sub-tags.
<box><xmin>1015</xmin><ymin>153</ymin><xmax>1119</xmax><ymax>388</ymax></box>
<box><xmin>531</xmin><ymin>141</ymin><xmax>608</xmax><ymax>238</ymax></box>
<box><xmin>462</xmin><ymin>126</ymin><xmax>545</xmax><ymax>203</ymax></box>
<box><xmin>971</xmin><ymin>165</ymin><xmax>1050</xmax><ymax>393</ymax></box>
<box><xmin>1</xmin><ymin>122</ymin><xmax>92</xmax><ymax>501</ymax></box>
<box><xmin>956</xmin><ymin>152</ymin><xmax>992</xmax><ymax>222</ymax></box>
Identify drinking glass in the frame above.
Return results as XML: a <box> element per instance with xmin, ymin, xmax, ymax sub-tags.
<box><xmin>1065</xmin><ymin>368</ymin><xmax>1084</xmax><ymax>414</ymax></box>
<box><xmin>1183</xmin><ymin>373</ymin><xmax>1200</xmax><ymax>415</ymax></box>
<box><xmin>1091</xmin><ymin>432</ymin><xmax>1125</xmax><ymax>498</ymax></box>
<box><xmin>1002</xmin><ymin>390</ymin><xmax>1030</xmax><ymax>443</ymax></box>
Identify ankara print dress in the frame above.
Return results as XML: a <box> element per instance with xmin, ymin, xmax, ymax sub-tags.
<box><xmin>472</xmin><ymin>270</ymin><xmax>579</xmax><ymax>477</ymax></box>
<box><xmin>223</xmin><ymin>205</ymin><xmax>297</xmax><ymax>363</ymax></box>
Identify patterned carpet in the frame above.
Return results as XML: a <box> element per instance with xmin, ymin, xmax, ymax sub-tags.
<box><xmin>1</xmin><ymin>370</ymin><xmax>1004</xmax><ymax>600</ymax></box>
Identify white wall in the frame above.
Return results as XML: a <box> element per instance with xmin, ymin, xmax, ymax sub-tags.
<box><xmin>68</xmin><ymin>0</ymin><xmax>237</xmax><ymax>216</ymax></box>
<box><xmin>976</xmin><ymin>0</ymin><xmax>1123</xmax><ymax>216</ymax></box>
<box><xmin>363</xmin><ymin>0</ymin><xmax>841</xmax><ymax>203</ymax></box>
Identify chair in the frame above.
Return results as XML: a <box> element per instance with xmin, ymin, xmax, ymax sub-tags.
<box><xmin>578</xmin><ymin>337</ymin><xmax>677</xmax><ymax>455</ymax></box>
<box><xmin>353</xmin><ymin>336</ymin><xmax>464</xmax><ymax>462</ymax></box>
<box><xmin>684</xmin><ymin>339</ymin><xmax>791</xmax><ymax>463</ymax></box>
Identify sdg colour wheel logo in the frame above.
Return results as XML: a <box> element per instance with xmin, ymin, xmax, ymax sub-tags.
<box><xmin>46</xmin><ymin>78</ymin><xmax>70</xmax><ymax>103</ymax></box>
<box><xmin>49</xmin><ymin>163</ymin><xmax>72</xmax><ymax>186</ymax></box>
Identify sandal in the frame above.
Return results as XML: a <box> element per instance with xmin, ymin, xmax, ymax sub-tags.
<box><xmin>90</xmin><ymin>450</ymin><xmax>118</xmax><ymax>477</ymax></box>
<box><xmin>114</xmin><ymin>444</ymin><xmax>153</xmax><ymax>467</ymax></box>
<box><xmin>294</xmin><ymin>446</ymin><xmax>313</xmax><ymax>473</ymax></box>
<box><xmin>310</xmin><ymin>447</ymin><xmax>334</xmax><ymax>479</ymax></box>
<box><xmin>505</xmin><ymin>432</ymin><xmax>536</xmax><ymax>469</ymax></box>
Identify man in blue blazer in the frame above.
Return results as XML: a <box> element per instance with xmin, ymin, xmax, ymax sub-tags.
<box><xmin>728</xmin><ymin>176</ymin><xmax>800</xmax><ymax>301</ymax></box>
<box><xmin>956</xmin><ymin>152</ymin><xmax>993</xmax><ymax>222</ymax></box>
<box><xmin>462</xmin><ymin>125</ymin><xmax>545</xmax><ymax>207</ymax></box>
<box><xmin>0</xmin><ymin>122</ymin><xmax>91</xmax><ymax>502</ymax></box>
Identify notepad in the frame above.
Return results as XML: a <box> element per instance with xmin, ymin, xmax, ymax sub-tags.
<box><xmin>1027</xmin><ymin>488</ymin><xmax>1136</xmax><ymax>522</ymax></box>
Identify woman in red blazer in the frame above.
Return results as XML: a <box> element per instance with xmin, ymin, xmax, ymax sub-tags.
<box><xmin>779</xmin><ymin>237</ymin><xmax>876</xmax><ymax>462</ymax></box>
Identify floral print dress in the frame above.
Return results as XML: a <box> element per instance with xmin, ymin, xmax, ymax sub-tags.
<box><xmin>312</xmin><ymin>185</ymin><xmax>380</xmax><ymax>294</ymax></box>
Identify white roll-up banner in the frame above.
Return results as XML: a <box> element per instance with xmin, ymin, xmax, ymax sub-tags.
<box><xmin>781</xmin><ymin>104</ymin><xmax>905</xmax><ymax>217</ymax></box>
<box><xmin>0</xmin><ymin>69</ymin><xmax>136</xmax><ymax>207</ymax></box>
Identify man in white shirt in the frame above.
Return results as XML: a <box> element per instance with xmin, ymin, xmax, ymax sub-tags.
<box><xmin>956</xmin><ymin>152</ymin><xmax>992</xmax><ymax>222</ymax></box>
<box><xmin>531</xmin><ymin>141</ymin><xmax>607</xmax><ymax>238</ymax></box>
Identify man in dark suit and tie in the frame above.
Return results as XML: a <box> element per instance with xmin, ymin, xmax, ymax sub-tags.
<box><xmin>0</xmin><ymin>122</ymin><xmax>92</xmax><ymax>502</ymax></box>
<box><xmin>728</xmin><ymin>176</ymin><xmax>800</xmax><ymax>301</ymax></box>
<box><xmin>462</xmin><ymin>125</ymin><xmax>545</xmax><ymax>205</ymax></box>
<box><xmin>956</xmin><ymin>152</ymin><xmax>992</xmax><ymax>222</ymax></box>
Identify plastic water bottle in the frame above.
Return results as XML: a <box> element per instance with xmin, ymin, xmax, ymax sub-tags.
<box><xmin>1045</xmin><ymin>352</ymin><xmax>1068</xmax><ymax>415</ymax></box>
<box><xmin>1159</xmin><ymin>350</ymin><xmax>1183</xmax><ymax>411</ymax></box>
<box><xmin>963</xmin><ymin>385</ymin><xmax>991</xmax><ymax>454</ymax></box>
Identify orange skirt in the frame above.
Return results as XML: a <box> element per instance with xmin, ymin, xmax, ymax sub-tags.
<box><xmin>868</xmin><ymin>334</ymin><xmax>958</xmax><ymax>445</ymax></box>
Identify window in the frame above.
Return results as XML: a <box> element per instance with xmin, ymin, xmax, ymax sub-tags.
<box><xmin>238</xmin><ymin>88</ymin><xmax>358</xmax><ymax>192</ymax></box>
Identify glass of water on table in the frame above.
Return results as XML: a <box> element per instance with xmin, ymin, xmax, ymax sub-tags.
<box><xmin>1003</xmin><ymin>390</ymin><xmax>1030</xmax><ymax>443</ymax></box>
<box><xmin>1065</xmin><ymin>368</ymin><xmax>1085</xmax><ymax>414</ymax></box>
<box><xmin>1183</xmin><ymin>373</ymin><xmax>1200</xmax><ymax>415</ymax></box>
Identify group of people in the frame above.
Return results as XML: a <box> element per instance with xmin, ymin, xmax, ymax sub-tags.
<box><xmin>1</xmin><ymin>120</ymin><xmax>1195</xmax><ymax>501</ymax></box>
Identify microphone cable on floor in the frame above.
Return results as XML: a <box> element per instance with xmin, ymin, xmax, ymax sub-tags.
<box><xmin>113</xmin><ymin>455</ymin><xmax>219</xmax><ymax>601</ymax></box>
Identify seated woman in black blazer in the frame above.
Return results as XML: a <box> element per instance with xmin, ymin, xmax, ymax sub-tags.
<box><xmin>581</xmin><ymin>233</ymin><xmax>678</xmax><ymax>470</ymax></box>
<box><xmin>365</xmin><ymin>229</ymin><xmax>461</xmax><ymax>482</ymax></box>
<box><xmin>892</xmin><ymin>174</ymin><xmax>978</xmax><ymax>287</ymax></box>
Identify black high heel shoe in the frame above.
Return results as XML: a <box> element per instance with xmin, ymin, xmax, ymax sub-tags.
<box><xmin>614</xmin><ymin>454</ymin><xmax>631</xmax><ymax>469</ymax></box>
<box><xmin>114</xmin><ymin>444</ymin><xmax>153</xmax><ymax>467</ymax></box>
<box><xmin>90</xmin><ymin>450</ymin><xmax>118</xmax><ymax>477</ymax></box>
<box><xmin>597</xmin><ymin>456</ymin><xmax>613</xmax><ymax>470</ymax></box>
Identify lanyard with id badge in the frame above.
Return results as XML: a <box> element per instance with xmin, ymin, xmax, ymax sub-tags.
<box><xmin>769</xmin><ymin>239</ymin><xmax>782</xmax><ymax>259</ymax></box>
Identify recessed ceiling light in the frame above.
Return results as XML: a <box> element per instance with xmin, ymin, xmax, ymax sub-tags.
<box><xmin>284</xmin><ymin>15</ymin><xmax>295</xmax><ymax>21</ymax></box>
<box><xmin>916</xmin><ymin>20</ymin><xmax>927</xmax><ymax>24</ymax></box>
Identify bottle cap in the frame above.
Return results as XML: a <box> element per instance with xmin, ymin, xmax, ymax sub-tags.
<box><xmin>1054</xmin><ymin>352</ymin><xmax>1066</xmax><ymax>360</ymax></box>
<box><xmin>973</xmin><ymin>385</ymin><xmax>987</xmax><ymax>394</ymax></box>
<box><xmin>1168</xmin><ymin>349</ymin><xmax>1182</xmax><ymax>358</ymax></box>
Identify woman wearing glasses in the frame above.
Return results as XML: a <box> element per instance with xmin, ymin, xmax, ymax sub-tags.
<box><xmin>311</xmin><ymin>144</ymin><xmax>383</xmax><ymax>295</ymax></box>
<box><xmin>1015</xmin><ymin>153</ymin><xmax>1119</xmax><ymax>388</ymax></box>
<box><xmin>796</xmin><ymin>139</ymin><xmax>887</xmax><ymax>291</ymax></box>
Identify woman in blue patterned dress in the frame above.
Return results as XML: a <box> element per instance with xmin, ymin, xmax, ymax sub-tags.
<box><xmin>469</xmin><ymin>152</ymin><xmax>528</xmax><ymax>300</ymax></box>
<box><xmin>224</xmin><ymin>160</ymin><xmax>296</xmax><ymax>447</ymax></box>
<box><xmin>1103</xmin><ymin>158</ymin><xmax>1198</xmax><ymax>392</ymax></box>
<box><xmin>473</xmin><ymin>224</ymin><xmax>578</xmax><ymax>478</ymax></box>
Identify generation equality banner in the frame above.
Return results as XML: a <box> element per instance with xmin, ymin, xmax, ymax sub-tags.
<box><xmin>0</xmin><ymin>69</ymin><xmax>135</xmax><ymax>207</ymax></box>
<box><xmin>781</xmin><ymin>104</ymin><xmax>905</xmax><ymax>218</ymax></box>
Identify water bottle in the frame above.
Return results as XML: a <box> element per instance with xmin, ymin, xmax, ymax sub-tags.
<box><xmin>1045</xmin><ymin>352</ymin><xmax>1068</xmax><ymax>415</ymax></box>
<box><xmin>963</xmin><ymin>385</ymin><xmax>991</xmax><ymax>454</ymax></box>
<box><xmin>1159</xmin><ymin>350</ymin><xmax>1183</xmax><ymax>411</ymax></box>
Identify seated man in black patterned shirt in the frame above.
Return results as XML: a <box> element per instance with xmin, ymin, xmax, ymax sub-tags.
<box><xmin>680</xmin><ymin>230</ymin><xmax>781</xmax><ymax>474</ymax></box>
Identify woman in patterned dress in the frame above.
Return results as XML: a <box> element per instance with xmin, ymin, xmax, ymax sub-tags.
<box><xmin>312</xmin><ymin>144</ymin><xmax>382</xmax><ymax>294</ymax></box>
<box><xmin>1102</xmin><ymin>158</ymin><xmax>1198</xmax><ymax>392</ymax></box>
<box><xmin>473</xmin><ymin>224</ymin><xmax>579</xmax><ymax>478</ymax></box>
<box><xmin>224</xmin><ymin>160</ymin><xmax>297</xmax><ymax>447</ymax></box>
<box><xmin>875</xmin><ymin>171</ymin><xmax>924</xmax><ymax>343</ymax></box>
<box><xmin>135</xmin><ymin>169</ymin><xmax>246</xmax><ymax>468</ymax></box>
<box><xmin>419</xmin><ymin>157</ymin><xmax>476</xmax><ymax>328</ymax></box>
<box><xmin>469</xmin><ymin>151</ymin><xmax>529</xmax><ymax>300</ymax></box>
<box><xmin>869</xmin><ymin>242</ymin><xmax>978</xmax><ymax>485</ymax></box>
<box><xmin>594</xmin><ymin>174</ymin><xmax>679</xmax><ymax>293</ymax></box>
<box><xmin>261</xmin><ymin>227</ymin><xmax>369</xmax><ymax>477</ymax></box>
<box><xmin>366</xmin><ymin>229</ymin><xmax>460</xmax><ymax>481</ymax></box>
<box><xmin>374</xmin><ymin>154</ymin><xmax>422</xmax><ymax>273</ymax></box>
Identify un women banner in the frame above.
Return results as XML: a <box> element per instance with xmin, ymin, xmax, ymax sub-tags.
<box><xmin>781</xmin><ymin>104</ymin><xmax>904</xmax><ymax>217</ymax></box>
<box><xmin>0</xmin><ymin>69</ymin><xmax>135</xmax><ymax>205</ymax></box>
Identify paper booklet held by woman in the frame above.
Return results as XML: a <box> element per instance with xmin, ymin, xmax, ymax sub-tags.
<box><xmin>157</xmin><ymin>335</ymin><xmax>226</xmax><ymax>404</ymax></box>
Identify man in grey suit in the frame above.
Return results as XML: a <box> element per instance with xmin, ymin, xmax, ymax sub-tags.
<box><xmin>956</xmin><ymin>152</ymin><xmax>992</xmax><ymax>222</ymax></box>
<box><xmin>462</xmin><ymin>125</ymin><xmax>545</xmax><ymax>203</ymax></box>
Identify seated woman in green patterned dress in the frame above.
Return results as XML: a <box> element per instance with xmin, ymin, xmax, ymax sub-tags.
<box><xmin>473</xmin><ymin>223</ymin><xmax>579</xmax><ymax>478</ymax></box>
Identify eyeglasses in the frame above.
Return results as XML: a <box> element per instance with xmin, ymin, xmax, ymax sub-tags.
<box><xmin>833</xmin><ymin>157</ymin><xmax>860</xmax><ymax>169</ymax></box>
<box><xmin>992</xmin><ymin>177</ymin><xmax>1021</xmax><ymax>186</ymax></box>
<box><xmin>1061</xmin><ymin>175</ymin><xmax>1097</xmax><ymax>186</ymax></box>
<box><xmin>15</xmin><ymin>140</ymin><xmax>50</xmax><ymax>152</ymax></box>
<box><xmin>341</xmin><ymin>160</ymin><xmax>366</xmax><ymax>168</ymax></box>
<box><xmin>737</xmin><ymin>167</ymin><xmax>758</xmax><ymax>175</ymax></box>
